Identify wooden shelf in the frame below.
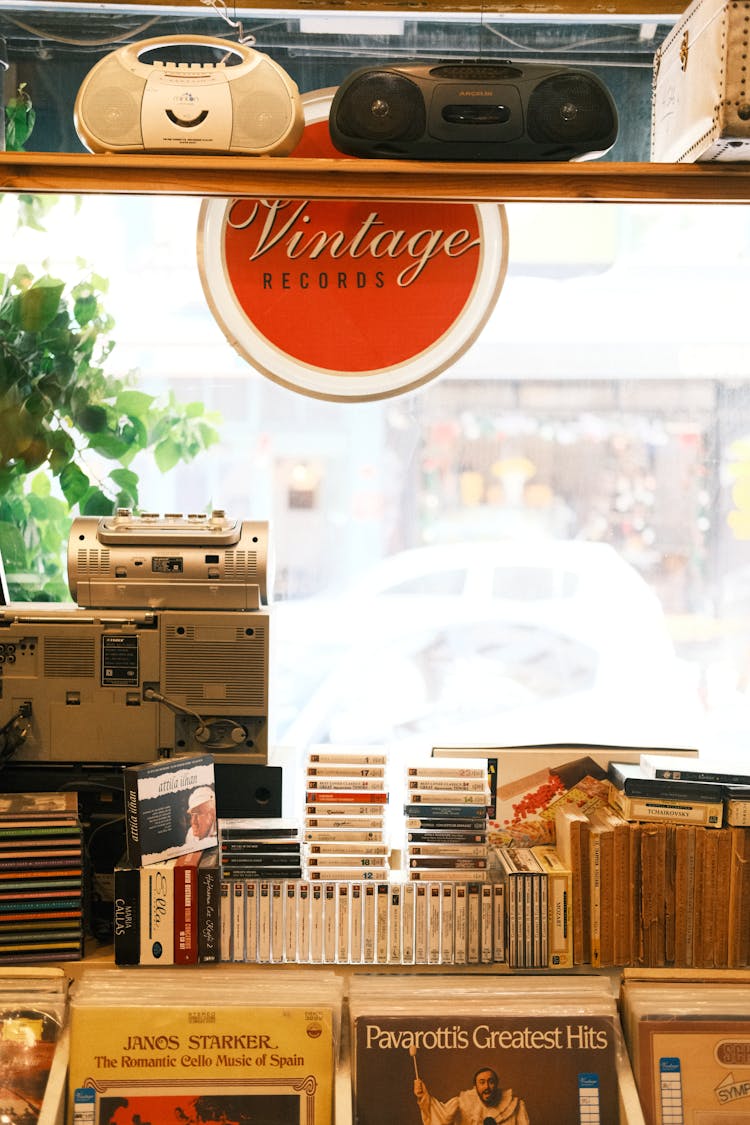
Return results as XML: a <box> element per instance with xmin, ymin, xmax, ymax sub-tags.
<box><xmin>1</xmin><ymin>151</ymin><xmax>750</xmax><ymax>203</ymax></box>
<box><xmin>10</xmin><ymin>0</ymin><xmax>688</xmax><ymax>16</ymax></box>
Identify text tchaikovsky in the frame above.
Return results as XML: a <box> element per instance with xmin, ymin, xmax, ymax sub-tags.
<box><xmin>227</xmin><ymin>200</ymin><xmax>481</xmax><ymax>289</ymax></box>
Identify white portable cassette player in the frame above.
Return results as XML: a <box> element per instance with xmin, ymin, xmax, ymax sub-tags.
<box><xmin>74</xmin><ymin>34</ymin><xmax>304</xmax><ymax>155</ymax></box>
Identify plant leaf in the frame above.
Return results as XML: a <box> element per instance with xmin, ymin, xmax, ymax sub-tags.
<box><xmin>59</xmin><ymin>462</ymin><xmax>90</xmax><ymax>506</ymax></box>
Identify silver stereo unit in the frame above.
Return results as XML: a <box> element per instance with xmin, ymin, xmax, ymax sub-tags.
<box><xmin>0</xmin><ymin>605</ymin><xmax>269</xmax><ymax>763</ymax></box>
<box><xmin>0</xmin><ymin>511</ymin><xmax>270</xmax><ymax>764</ymax></box>
<box><xmin>68</xmin><ymin>509</ymin><xmax>269</xmax><ymax>611</ymax></box>
<box><xmin>74</xmin><ymin>34</ymin><xmax>304</xmax><ymax>155</ymax></box>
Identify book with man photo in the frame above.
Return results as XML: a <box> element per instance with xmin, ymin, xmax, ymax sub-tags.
<box><xmin>123</xmin><ymin>753</ymin><xmax>217</xmax><ymax>865</ymax></box>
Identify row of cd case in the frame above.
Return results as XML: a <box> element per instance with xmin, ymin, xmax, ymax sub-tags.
<box><xmin>221</xmin><ymin>877</ymin><xmax>506</xmax><ymax>965</ymax></box>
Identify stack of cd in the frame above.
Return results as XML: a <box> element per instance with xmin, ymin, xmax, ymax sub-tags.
<box><xmin>218</xmin><ymin>818</ymin><xmax>302</xmax><ymax>880</ymax></box>
<box><xmin>0</xmin><ymin>793</ymin><xmax>85</xmax><ymax>963</ymax></box>
<box><xmin>404</xmin><ymin>758</ymin><xmax>490</xmax><ymax>882</ymax></box>
<box><xmin>303</xmin><ymin>748</ymin><xmax>391</xmax><ymax>881</ymax></box>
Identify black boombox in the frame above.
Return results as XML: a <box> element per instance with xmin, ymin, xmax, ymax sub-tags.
<box><xmin>329</xmin><ymin>60</ymin><xmax>618</xmax><ymax>162</ymax></box>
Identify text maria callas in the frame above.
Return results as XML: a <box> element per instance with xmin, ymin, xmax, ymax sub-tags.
<box><xmin>364</xmin><ymin>1023</ymin><xmax>611</xmax><ymax>1051</ymax></box>
<box><xmin>227</xmin><ymin>200</ymin><xmax>480</xmax><ymax>287</ymax></box>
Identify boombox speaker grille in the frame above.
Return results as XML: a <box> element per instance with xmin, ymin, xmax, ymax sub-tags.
<box><xmin>231</xmin><ymin>73</ymin><xmax>292</xmax><ymax>149</ymax></box>
<box><xmin>334</xmin><ymin>71</ymin><xmax>426</xmax><ymax>142</ymax></box>
<box><xmin>78</xmin><ymin>54</ymin><xmax>144</xmax><ymax>146</ymax></box>
<box><xmin>527</xmin><ymin>74</ymin><xmax>615</xmax><ymax>145</ymax></box>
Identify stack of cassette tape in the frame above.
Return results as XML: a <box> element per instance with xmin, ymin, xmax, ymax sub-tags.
<box><xmin>218</xmin><ymin>818</ymin><xmax>302</xmax><ymax>881</ymax></box>
<box><xmin>403</xmin><ymin>757</ymin><xmax>491</xmax><ymax>881</ymax></box>
<box><xmin>303</xmin><ymin>748</ymin><xmax>391</xmax><ymax>881</ymax></box>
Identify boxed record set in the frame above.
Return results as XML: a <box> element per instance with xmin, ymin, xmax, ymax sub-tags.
<box><xmin>123</xmin><ymin>753</ymin><xmax>217</xmax><ymax>865</ymax></box>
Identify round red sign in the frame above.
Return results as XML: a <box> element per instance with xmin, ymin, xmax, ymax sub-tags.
<box><xmin>198</xmin><ymin>90</ymin><xmax>508</xmax><ymax>401</ymax></box>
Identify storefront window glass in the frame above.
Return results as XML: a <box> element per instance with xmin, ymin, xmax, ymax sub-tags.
<box><xmin>1</xmin><ymin>191</ymin><xmax>747</xmax><ymax>760</ymax></box>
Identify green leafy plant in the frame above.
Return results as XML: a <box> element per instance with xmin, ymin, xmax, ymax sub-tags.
<box><xmin>0</xmin><ymin>238</ymin><xmax>221</xmax><ymax>601</ymax></box>
<box><xmin>4</xmin><ymin>83</ymin><xmax>36</xmax><ymax>152</ymax></box>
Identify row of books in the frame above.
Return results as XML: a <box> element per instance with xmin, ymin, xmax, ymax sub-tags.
<box><xmin>115</xmin><ymin>754</ymin><xmax>222</xmax><ymax>965</ymax></box>
<box><xmin>0</xmin><ymin>792</ymin><xmax>85</xmax><ymax>963</ymax></box>
<box><xmin>113</xmin><ymin>847</ymin><xmax>220</xmax><ymax>965</ymax></box>
<box><xmin>556</xmin><ymin>774</ymin><xmax>750</xmax><ymax>970</ymax></box>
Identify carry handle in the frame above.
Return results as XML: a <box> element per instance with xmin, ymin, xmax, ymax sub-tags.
<box><xmin>118</xmin><ymin>34</ymin><xmax>256</xmax><ymax>71</ymax></box>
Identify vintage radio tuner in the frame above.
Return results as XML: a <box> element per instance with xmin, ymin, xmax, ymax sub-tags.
<box><xmin>0</xmin><ymin>510</ymin><xmax>271</xmax><ymax>765</ymax></box>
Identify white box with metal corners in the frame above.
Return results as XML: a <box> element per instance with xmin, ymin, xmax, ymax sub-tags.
<box><xmin>651</xmin><ymin>0</ymin><xmax>750</xmax><ymax>161</ymax></box>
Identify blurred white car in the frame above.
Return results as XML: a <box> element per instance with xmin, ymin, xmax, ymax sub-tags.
<box><xmin>270</xmin><ymin>540</ymin><xmax>701</xmax><ymax>755</ymax></box>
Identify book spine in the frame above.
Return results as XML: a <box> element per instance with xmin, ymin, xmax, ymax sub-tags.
<box><xmin>728</xmin><ymin>826</ymin><xmax>750</xmax><ymax>967</ymax></box>
<box><xmin>197</xmin><ymin>861</ymin><xmax>219</xmax><ymax>963</ymax></box>
<box><xmin>174</xmin><ymin>863</ymin><xmax>197</xmax><ymax>965</ymax></box>
<box><xmin>650</xmin><ymin>764</ymin><xmax>750</xmax><ymax>785</ymax></box>
<box><xmin>639</xmin><ymin>823</ymin><xmax>667</xmax><ymax>968</ymax></box>
<box><xmin>698</xmin><ymin>829</ymin><xmax>718</xmax><ymax>968</ymax></box>
<box><xmin>219</xmin><ymin>881</ymin><xmax>232</xmax><ymax>961</ymax></box>
<box><xmin>690</xmin><ymin>829</ymin><xmax>706</xmax><ymax>968</ymax></box>
<box><xmin>123</xmin><ymin>770</ymin><xmax>142</xmax><ymax>866</ymax></box>
<box><xmin>608</xmin><ymin>782</ymin><xmax>723</xmax><ymax>828</ymax></box>
<box><xmin>673</xmin><ymin>825</ymin><xmax>692</xmax><ymax>966</ymax></box>
<box><xmin>547</xmin><ymin>867</ymin><xmax>573</xmax><ymax>969</ymax></box>
<box><xmin>139</xmin><ymin>863</ymin><xmax>174</xmax><ymax>965</ymax></box>
<box><xmin>663</xmin><ymin>825</ymin><xmax>677</xmax><ymax>966</ymax></box>
<box><xmin>589</xmin><ymin>827</ymin><xmax>602</xmax><ymax>969</ymax></box>
<box><xmin>712</xmin><ymin>828</ymin><xmax>733</xmax><ymax>968</ymax></box>
<box><xmin>113</xmin><ymin>865</ymin><xmax>140</xmax><ymax>966</ymax></box>
<box><xmin>726</xmin><ymin>799</ymin><xmax>750</xmax><ymax>827</ymax></box>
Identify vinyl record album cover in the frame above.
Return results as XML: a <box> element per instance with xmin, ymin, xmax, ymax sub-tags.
<box><xmin>69</xmin><ymin>991</ymin><xmax>338</xmax><ymax>1125</ymax></box>
<box><xmin>351</xmin><ymin>1009</ymin><xmax>620</xmax><ymax>1124</ymax></box>
<box><xmin>634</xmin><ymin>1016</ymin><xmax>750</xmax><ymax>1124</ymax></box>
